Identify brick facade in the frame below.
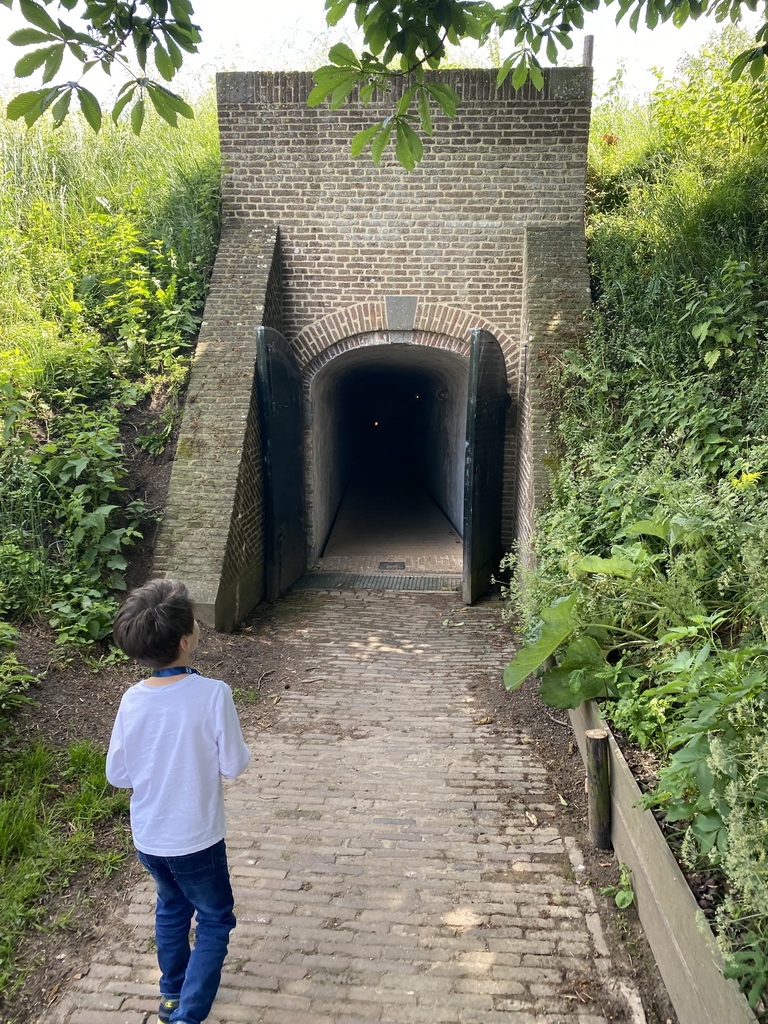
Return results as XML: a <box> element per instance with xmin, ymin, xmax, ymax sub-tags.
<box><xmin>153</xmin><ymin>224</ymin><xmax>282</xmax><ymax>627</ymax></box>
<box><xmin>155</xmin><ymin>68</ymin><xmax>591</xmax><ymax>630</ymax></box>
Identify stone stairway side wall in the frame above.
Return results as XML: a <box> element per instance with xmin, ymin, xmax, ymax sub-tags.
<box><xmin>153</xmin><ymin>223</ymin><xmax>282</xmax><ymax>630</ymax></box>
<box><xmin>516</xmin><ymin>223</ymin><xmax>592</xmax><ymax>566</ymax></box>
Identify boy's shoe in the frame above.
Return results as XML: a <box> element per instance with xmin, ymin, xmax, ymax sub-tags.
<box><xmin>158</xmin><ymin>997</ymin><xmax>179</xmax><ymax>1023</ymax></box>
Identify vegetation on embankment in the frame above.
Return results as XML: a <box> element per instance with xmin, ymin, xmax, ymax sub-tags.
<box><xmin>0</xmin><ymin>96</ymin><xmax>220</xmax><ymax>1004</ymax></box>
<box><xmin>1</xmin><ymin>96</ymin><xmax>220</xmax><ymax>643</ymax></box>
<box><xmin>506</xmin><ymin>29</ymin><xmax>768</xmax><ymax>1016</ymax></box>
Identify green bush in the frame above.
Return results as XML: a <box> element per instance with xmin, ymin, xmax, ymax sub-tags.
<box><xmin>0</xmin><ymin>97</ymin><xmax>220</xmax><ymax>643</ymax></box>
<box><xmin>505</xmin><ymin>30</ymin><xmax>768</xmax><ymax>1013</ymax></box>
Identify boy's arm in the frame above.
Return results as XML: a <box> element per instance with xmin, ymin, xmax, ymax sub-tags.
<box><xmin>105</xmin><ymin>711</ymin><xmax>132</xmax><ymax>788</ymax></box>
<box><xmin>216</xmin><ymin>685</ymin><xmax>250</xmax><ymax>778</ymax></box>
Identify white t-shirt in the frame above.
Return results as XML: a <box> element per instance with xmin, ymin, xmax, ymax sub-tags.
<box><xmin>106</xmin><ymin>673</ymin><xmax>250</xmax><ymax>856</ymax></box>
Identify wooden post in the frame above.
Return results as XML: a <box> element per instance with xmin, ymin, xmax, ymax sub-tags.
<box><xmin>583</xmin><ymin>34</ymin><xmax>594</xmax><ymax>68</ymax></box>
<box><xmin>586</xmin><ymin>728</ymin><xmax>612</xmax><ymax>850</ymax></box>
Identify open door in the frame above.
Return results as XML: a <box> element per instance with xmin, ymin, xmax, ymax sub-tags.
<box><xmin>256</xmin><ymin>327</ymin><xmax>306</xmax><ymax>601</ymax></box>
<box><xmin>462</xmin><ymin>328</ymin><xmax>507</xmax><ymax>604</ymax></box>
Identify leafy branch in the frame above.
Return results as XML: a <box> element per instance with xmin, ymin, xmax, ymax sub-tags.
<box><xmin>309</xmin><ymin>0</ymin><xmax>768</xmax><ymax>167</ymax></box>
<box><xmin>3</xmin><ymin>0</ymin><xmax>198</xmax><ymax>131</ymax></box>
<box><xmin>4</xmin><ymin>0</ymin><xmax>768</xmax><ymax>163</ymax></box>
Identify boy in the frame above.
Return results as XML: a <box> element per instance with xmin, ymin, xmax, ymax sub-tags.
<box><xmin>106</xmin><ymin>579</ymin><xmax>250</xmax><ymax>1024</ymax></box>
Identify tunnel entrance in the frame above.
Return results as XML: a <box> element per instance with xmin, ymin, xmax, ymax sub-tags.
<box><xmin>257</xmin><ymin>328</ymin><xmax>507</xmax><ymax>603</ymax></box>
<box><xmin>308</xmin><ymin>344</ymin><xmax>469</xmax><ymax>575</ymax></box>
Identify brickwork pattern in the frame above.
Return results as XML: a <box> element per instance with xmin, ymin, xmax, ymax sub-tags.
<box><xmin>216</xmin><ymin>237</ymin><xmax>285</xmax><ymax>628</ymax></box>
<box><xmin>216</xmin><ymin>68</ymin><xmax>590</xmax><ymax>578</ymax></box>
<box><xmin>47</xmin><ymin>590</ymin><xmax>639</xmax><ymax>1024</ymax></box>
<box><xmin>302</xmin><ymin>329</ymin><xmax>470</xmax><ymax>383</ymax></box>
<box><xmin>217</xmin><ymin>68</ymin><xmax>591</xmax><ymax>352</ymax></box>
<box><xmin>156</xmin><ymin>70</ymin><xmax>591</xmax><ymax>628</ymax></box>
<box><xmin>294</xmin><ymin>303</ymin><xmax>512</xmax><ymax>378</ymax></box>
<box><xmin>153</xmin><ymin>224</ymin><xmax>282</xmax><ymax>630</ymax></box>
<box><xmin>515</xmin><ymin>224</ymin><xmax>591</xmax><ymax>563</ymax></box>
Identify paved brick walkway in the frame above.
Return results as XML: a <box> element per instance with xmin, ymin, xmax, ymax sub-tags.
<box><xmin>45</xmin><ymin>589</ymin><xmax>643</xmax><ymax>1024</ymax></box>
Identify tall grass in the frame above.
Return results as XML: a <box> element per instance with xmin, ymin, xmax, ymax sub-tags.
<box><xmin>0</xmin><ymin>741</ymin><xmax>130</xmax><ymax>1002</ymax></box>
<box><xmin>0</xmin><ymin>96</ymin><xmax>221</xmax><ymax>638</ymax></box>
<box><xmin>0</xmin><ymin>94</ymin><xmax>220</xmax><ymax>373</ymax></box>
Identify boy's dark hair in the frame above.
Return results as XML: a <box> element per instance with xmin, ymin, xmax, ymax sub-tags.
<box><xmin>113</xmin><ymin>579</ymin><xmax>195</xmax><ymax>669</ymax></box>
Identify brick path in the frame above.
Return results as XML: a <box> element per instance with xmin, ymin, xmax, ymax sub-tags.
<box><xmin>45</xmin><ymin>589</ymin><xmax>643</xmax><ymax>1024</ymax></box>
<box><xmin>316</xmin><ymin>476</ymin><xmax>463</xmax><ymax>575</ymax></box>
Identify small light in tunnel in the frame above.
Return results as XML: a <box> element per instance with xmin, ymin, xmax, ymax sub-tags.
<box><xmin>374</xmin><ymin>420</ymin><xmax>379</xmax><ymax>426</ymax></box>
<box><xmin>415</xmin><ymin>394</ymin><xmax>420</xmax><ymax>399</ymax></box>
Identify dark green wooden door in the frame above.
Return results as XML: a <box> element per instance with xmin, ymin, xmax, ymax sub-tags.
<box><xmin>462</xmin><ymin>329</ymin><xmax>507</xmax><ymax>605</ymax></box>
<box><xmin>256</xmin><ymin>327</ymin><xmax>306</xmax><ymax>601</ymax></box>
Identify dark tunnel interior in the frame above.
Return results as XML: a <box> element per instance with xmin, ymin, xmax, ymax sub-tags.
<box><xmin>341</xmin><ymin>369</ymin><xmax>431</xmax><ymax>479</ymax></box>
<box><xmin>308</xmin><ymin>345</ymin><xmax>469</xmax><ymax>566</ymax></box>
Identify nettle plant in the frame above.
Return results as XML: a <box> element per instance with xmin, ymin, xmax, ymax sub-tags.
<box><xmin>508</xmin><ymin>532</ymin><xmax>638</xmax><ymax>682</ymax></box>
<box><xmin>0</xmin><ymin>405</ymin><xmax>147</xmax><ymax>644</ymax></box>
<box><xmin>504</xmin><ymin>464</ymin><xmax>768</xmax><ymax>1006</ymax></box>
<box><xmin>504</xmin><ymin>517</ymin><xmax>706</xmax><ymax>710</ymax></box>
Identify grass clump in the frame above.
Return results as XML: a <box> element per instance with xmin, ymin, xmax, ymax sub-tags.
<box><xmin>0</xmin><ymin>739</ymin><xmax>130</xmax><ymax>1001</ymax></box>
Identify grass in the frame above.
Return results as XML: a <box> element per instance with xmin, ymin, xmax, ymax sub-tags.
<box><xmin>0</xmin><ymin>93</ymin><xmax>220</xmax><ymax>385</ymax></box>
<box><xmin>0</xmin><ymin>738</ymin><xmax>130</xmax><ymax>999</ymax></box>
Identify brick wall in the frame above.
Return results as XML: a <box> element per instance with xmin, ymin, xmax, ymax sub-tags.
<box><xmin>516</xmin><ymin>224</ymin><xmax>591</xmax><ymax>566</ymax></box>
<box><xmin>218</xmin><ymin>69</ymin><xmax>589</xmax><ymax>350</ymax></box>
<box><xmin>155</xmin><ymin>68</ymin><xmax>591</xmax><ymax>628</ymax></box>
<box><xmin>153</xmin><ymin>224</ymin><xmax>281</xmax><ymax>630</ymax></box>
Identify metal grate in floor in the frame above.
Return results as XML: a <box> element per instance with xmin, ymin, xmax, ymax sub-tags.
<box><xmin>297</xmin><ymin>572</ymin><xmax>462</xmax><ymax>592</ymax></box>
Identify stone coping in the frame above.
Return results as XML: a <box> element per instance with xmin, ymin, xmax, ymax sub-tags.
<box><xmin>569</xmin><ymin>700</ymin><xmax>757</xmax><ymax>1024</ymax></box>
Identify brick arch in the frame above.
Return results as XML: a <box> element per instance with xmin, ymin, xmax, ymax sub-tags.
<box><xmin>293</xmin><ymin>301</ymin><xmax>517</xmax><ymax>384</ymax></box>
<box><xmin>303</xmin><ymin>330</ymin><xmax>470</xmax><ymax>385</ymax></box>
<box><xmin>299</xmin><ymin>309</ymin><xmax>519</xmax><ymax>567</ymax></box>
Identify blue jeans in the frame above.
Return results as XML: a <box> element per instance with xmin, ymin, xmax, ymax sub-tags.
<box><xmin>137</xmin><ymin>840</ymin><xmax>236</xmax><ymax>1024</ymax></box>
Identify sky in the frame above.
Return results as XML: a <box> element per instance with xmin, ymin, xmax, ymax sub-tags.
<box><xmin>175</xmin><ymin>0</ymin><xmax>753</xmax><ymax>96</ymax></box>
<box><xmin>0</xmin><ymin>0</ymin><xmax>761</xmax><ymax>103</ymax></box>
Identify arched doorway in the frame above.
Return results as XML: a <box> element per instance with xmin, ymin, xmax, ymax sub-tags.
<box><xmin>297</xmin><ymin>328</ymin><xmax>508</xmax><ymax>603</ymax></box>
<box><xmin>256</xmin><ymin>325</ymin><xmax>507</xmax><ymax>605</ymax></box>
<box><xmin>307</xmin><ymin>343</ymin><xmax>470</xmax><ymax>573</ymax></box>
